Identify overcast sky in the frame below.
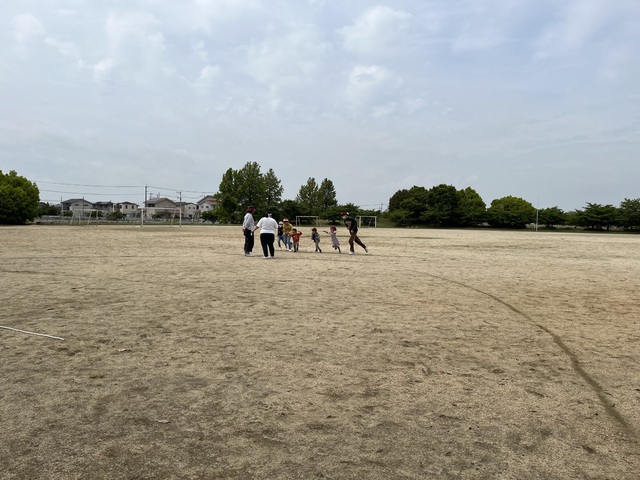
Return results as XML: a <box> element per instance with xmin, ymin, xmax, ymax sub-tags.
<box><xmin>2</xmin><ymin>0</ymin><xmax>639</xmax><ymax>211</ymax></box>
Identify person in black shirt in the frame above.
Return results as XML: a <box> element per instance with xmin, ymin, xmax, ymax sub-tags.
<box><xmin>341</xmin><ymin>211</ymin><xmax>368</xmax><ymax>255</ymax></box>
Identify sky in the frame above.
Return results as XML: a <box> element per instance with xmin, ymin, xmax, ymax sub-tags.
<box><xmin>2</xmin><ymin>0</ymin><xmax>639</xmax><ymax>211</ymax></box>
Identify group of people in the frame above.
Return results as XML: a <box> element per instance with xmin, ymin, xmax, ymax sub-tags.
<box><xmin>242</xmin><ymin>207</ymin><xmax>368</xmax><ymax>258</ymax></box>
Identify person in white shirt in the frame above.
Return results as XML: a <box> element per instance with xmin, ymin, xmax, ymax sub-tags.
<box><xmin>254</xmin><ymin>212</ymin><xmax>279</xmax><ymax>258</ymax></box>
<box><xmin>242</xmin><ymin>206</ymin><xmax>256</xmax><ymax>256</ymax></box>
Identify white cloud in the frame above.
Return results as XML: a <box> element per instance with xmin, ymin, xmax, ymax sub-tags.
<box><xmin>340</xmin><ymin>5</ymin><xmax>411</xmax><ymax>56</ymax></box>
<box><xmin>191</xmin><ymin>40</ymin><xmax>208</xmax><ymax>62</ymax></box>
<box><xmin>245</xmin><ymin>22</ymin><xmax>330</xmax><ymax>87</ymax></box>
<box><xmin>105</xmin><ymin>12</ymin><xmax>164</xmax><ymax>52</ymax></box>
<box><xmin>44</xmin><ymin>37</ymin><xmax>78</xmax><ymax>58</ymax></box>
<box><xmin>11</xmin><ymin>13</ymin><xmax>45</xmax><ymax>42</ymax></box>
<box><xmin>534</xmin><ymin>0</ymin><xmax>640</xmax><ymax>58</ymax></box>
<box><xmin>347</xmin><ymin>64</ymin><xmax>402</xmax><ymax>114</ymax></box>
<box><xmin>191</xmin><ymin>64</ymin><xmax>220</xmax><ymax>93</ymax></box>
<box><xmin>92</xmin><ymin>58</ymin><xmax>116</xmax><ymax>82</ymax></box>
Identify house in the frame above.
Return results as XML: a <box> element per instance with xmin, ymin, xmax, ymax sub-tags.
<box><xmin>61</xmin><ymin>198</ymin><xmax>94</xmax><ymax>215</ymax></box>
<box><xmin>144</xmin><ymin>197</ymin><xmax>179</xmax><ymax>220</ymax></box>
<box><xmin>178</xmin><ymin>202</ymin><xmax>199</xmax><ymax>220</ymax></box>
<box><xmin>93</xmin><ymin>201</ymin><xmax>116</xmax><ymax>215</ymax></box>
<box><xmin>115</xmin><ymin>201</ymin><xmax>140</xmax><ymax>219</ymax></box>
<box><xmin>197</xmin><ymin>195</ymin><xmax>218</xmax><ymax>214</ymax></box>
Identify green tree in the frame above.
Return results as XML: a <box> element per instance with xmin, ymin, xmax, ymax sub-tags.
<box><xmin>318</xmin><ymin>178</ymin><xmax>338</xmax><ymax>214</ymax></box>
<box><xmin>279</xmin><ymin>199</ymin><xmax>303</xmax><ymax>222</ymax></box>
<box><xmin>107</xmin><ymin>211</ymin><xmax>126</xmax><ymax>221</ymax></box>
<box><xmin>0</xmin><ymin>170</ymin><xmax>40</xmax><ymax>224</ymax></box>
<box><xmin>388</xmin><ymin>188</ymin><xmax>411</xmax><ymax>212</ymax></box>
<box><xmin>393</xmin><ymin>186</ymin><xmax>429</xmax><ymax>226</ymax></box>
<box><xmin>538</xmin><ymin>206</ymin><xmax>567</xmax><ymax>228</ymax></box>
<box><xmin>213</xmin><ymin>162</ymin><xmax>283</xmax><ymax>223</ymax></box>
<box><xmin>297</xmin><ymin>177</ymin><xmax>320</xmax><ymax>214</ymax></box>
<box><xmin>576</xmin><ymin>203</ymin><xmax>619</xmax><ymax>231</ymax></box>
<box><xmin>214</xmin><ymin>168</ymin><xmax>240</xmax><ymax>223</ymax></box>
<box><xmin>201</xmin><ymin>210</ymin><xmax>217</xmax><ymax>223</ymax></box>
<box><xmin>37</xmin><ymin>202</ymin><xmax>60</xmax><ymax>217</ymax></box>
<box><xmin>458</xmin><ymin>187</ymin><xmax>486</xmax><ymax>226</ymax></box>
<box><xmin>487</xmin><ymin>196</ymin><xmax>536</xmax><ymax>229</ymax></box>
<box><xmin>619</xmin><ymin>198</ymin><xmax>640</xmax><ymax>230</ymax></box>
<box><xmin>263</xmin><ymin>168</ymin><xmax>283</xmax><ymax>209</ymax></box>
<box><xmin>236</xmin><ymin>161</ymin><xmax>265</xmax><ymax>210</ymax></box>
<box><xmin>421</xmin><ymin>184</ymin><xmax>460</xmax><ymax>226</ymax></box>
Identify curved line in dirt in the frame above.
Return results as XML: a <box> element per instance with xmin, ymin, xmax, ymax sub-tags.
<box><xmin>427</xmin><ymin>273</ymin><xmax>639</xmax><ymax>444</ymax></box>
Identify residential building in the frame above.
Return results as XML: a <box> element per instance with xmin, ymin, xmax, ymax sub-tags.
<box><xmin>144</xmin><ymin>197</ymin><xmax>179</xmax><ymax>220</ymax></box>
<box><xmin>61</xmin><ymin>198</ymin><xmax>94</xmax><ymax>215</ymax></box>
<box><xmin>115</xmin><ymin>201</ymin><xmax>140</xmax><ymax>219</ymax></box>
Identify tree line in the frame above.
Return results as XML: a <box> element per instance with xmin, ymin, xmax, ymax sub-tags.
<box><xmin>387</xmin><ymin>183</ymin><xmax>640</xmax><ymax>231</ymax></box>
<box><xmin>2</xmin><ymin>168</ymin><xmax>639</xmax><ymax>230</ymax></box>
<box><xmin>206</xmin><ymin>162</ymin><xmax>377</xmax><ymax>224</ymax></box>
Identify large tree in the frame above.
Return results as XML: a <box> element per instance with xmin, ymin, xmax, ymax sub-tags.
<box><xmin>618</xmin><ymin>198</ymin><xmax>640</xmax><ymax>230</ymax></box>
<box><xmin>387</xmin><ymin>185</ymin><xmax>429</xmax><ymax>226</ymax></box>
<box><xmin>214</xmin><ymin>162</ymin><xmax>282</xmax><ymax>222</ymax></box>
<box><xmin>487</xmin><ymin>196</ymin><xmax>536</xmax><ymax>229</ymax></box>
<box><xmin>457</xmin><ymin>187</ymin><xmax>486</xmax><ymax>226</ymax></box>
<box><xmin>388</xmin><ymin>188</ymin><xmax>411</xmax><ymax>212</ymax></box>
<box><xmin>538</xmin><ymin>206</ymin><xmax>567</xmax><ymax>228</ymax></box>
<box><xmin>421</xmin><ymin>184</ymin><xmax>460</xmax><ymax>226</ymax></box>
<box><xmin>296</xmin><ymin>177</ymin><xmax>321</xmax><ymax>215</ymax></box>
<box><xmin>235</xmin><ymin>161</ymin><xmax>265</xmax><ymax>210</ymax></box>
<box><xmin>214</xmin><ymin>168</ymin><xmax>240</xmax><ymax>223</ymax></box>
<box><xmin>318</xmin><ymin>178</ymin><xmax>338</xmax><ymax>213</ymax></box>
<box><xmin>575</xmin><ymin>203</ymin><xmax>619</xmax><ymax>231</ymax></box>
<box><xmin>0</xmin><ymin>170</ymin><xmax>40</xmax><ymax>224</ymax></box>
<box><xmin>263</xmin><ymin>168</ymin><xmax>283</xmax><ymax>209</ymax></box>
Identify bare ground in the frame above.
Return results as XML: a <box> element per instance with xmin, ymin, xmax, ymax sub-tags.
<box><xmin>1</xmin><ymin>225</ymin><xmax>638</xmax><ymax>479</ymax></box>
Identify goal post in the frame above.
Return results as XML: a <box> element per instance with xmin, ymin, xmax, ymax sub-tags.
<box><xmin>356</xmin><ymin>215</ymin><xmax>377</xmax><ymax>228</ymax></box>
<box><xmin>295</xmin><ymin>216</ymin><xmax>320</xmax><ymax>227</ymax></box>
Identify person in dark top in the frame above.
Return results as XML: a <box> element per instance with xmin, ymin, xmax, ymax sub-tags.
<box><xmin>341</xmin><ymin>211</ymin><xmax>368</xmax><ymax>255</ymax></box>
<box><xmin>242</xmin><ymin>206</ymin><xmax>256</xmax><ymax>256</ymax></box>
<box><xmin>311</xmin><ymin>227</ymin><xmax>322</xmax><ymax>253</ymax></box>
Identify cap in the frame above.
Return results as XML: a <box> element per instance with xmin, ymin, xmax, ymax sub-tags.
<box><xmin>312</xmin><ymin>227</ymin><xmax>317</xmax><ymax>231</ymax></box>
<box><xmin>283</xmin><ymin>218</ymin><xmax>289</xmax><ymax>222</ymax></box>
<box><xmin>247</xmin><ymin>206</ymin><xmax>256</xmax><ymax>212</ymax></box>
<box><xmin>341</xmin><ymin>211</ymin><xmax>348</xmax><ymax>216</ymax></box>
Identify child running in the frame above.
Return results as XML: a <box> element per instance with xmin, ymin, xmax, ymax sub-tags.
<box><xmin>311</xmin><ymin>227</ymin><xmax>322</xmax><ymax>253</ymax></box>
<box><xmin>323</xmin><ymin>226</ymin><xmax>341</xmax><ymax>253</ymax></box>
<box><xmin>289</xmin><ymin>228</ymin><xmax>302</xmax><ymax>252</ymax></box>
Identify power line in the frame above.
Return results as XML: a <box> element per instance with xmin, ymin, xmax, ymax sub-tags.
<box><xmin>35</xmin><ymin>181</ymin><xmax>142</xmax><ymax>188</ymax></box>
<box><xmin>40</xmin><ymin>189</ymin><xmax>142</xmax><ymax>196</ymax></box>
<box><xmin>147</xmin><ymin>185</ymin><xmax>212</xmax><ymax>195</ymax></box>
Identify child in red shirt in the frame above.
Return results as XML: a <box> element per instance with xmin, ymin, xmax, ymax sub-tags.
<box><xmin>289</xmin><ymin>228</ymin><xmax>302</xmax><ymax>252</ymax></box>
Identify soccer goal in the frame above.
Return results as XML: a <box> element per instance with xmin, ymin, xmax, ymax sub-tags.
<box><xmin>356</xmin><ymin>215</ymin><xmax>377</xmax><ymax>228</ymax></box>
<box><xmin>295</xmin><ymin>216</ymin><xmax>320</xmax><ymax>227</ymax></box>
<box><xmin>142</xmin><ymin>207</ymin><xmax>183</xmax><ymax>226</ymax></box>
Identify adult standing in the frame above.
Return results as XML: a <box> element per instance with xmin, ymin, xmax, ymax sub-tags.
<box><xmin>242</xmin><ymin>206</ymin><xmax>256</xmax><ymax>256</ymax></box>
<box><xmin>254</xmin><ymin>212</ymin><xmax>279</xmax><ymax>259</ymax></box>
<box><xmin>341</xmin><ymin>211</ymin><xmax>368</xmax><ymax>255</ymax></box>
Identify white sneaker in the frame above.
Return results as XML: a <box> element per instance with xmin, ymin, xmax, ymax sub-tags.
<box><xmin>349</xmin><ymin>251</ymin><xmax>354</xmax><ymax>255</ymax></box>
<box><xmin>263</xmin><ymin>256</ymin><xmax>269</xmax><ymax>259</ymax></box>
<box><xmin>245</xmin><ymin>252</ymin><xmax>253</xmax><ymax>257</ymax></box>
<box><xmin>364</xmin><ymin>247</ymin><xmax>369</xmax><ymax>254</ymax></box>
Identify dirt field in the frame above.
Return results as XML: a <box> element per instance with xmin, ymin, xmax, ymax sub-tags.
<box><xmin>1</xmin><ymin>224</ymin><xmax>638</xmax><ymax>479</ymax></box>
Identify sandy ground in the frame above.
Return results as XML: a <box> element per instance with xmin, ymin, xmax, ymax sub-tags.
<box><xmin>0</xmin><ymin>224</ymin><xmax>638</xmax><ymax>479</ymax></box>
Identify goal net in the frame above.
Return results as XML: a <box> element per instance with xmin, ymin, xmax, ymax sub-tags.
<box><xmin>295</xmin><ymin>216</ymin><xmax>320</xmax><ymax>226</ymax></box>
<box><xmin>356</xmin><ymin>215</ymin><xmax>377</xmax><ymax>228</ymax></box>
